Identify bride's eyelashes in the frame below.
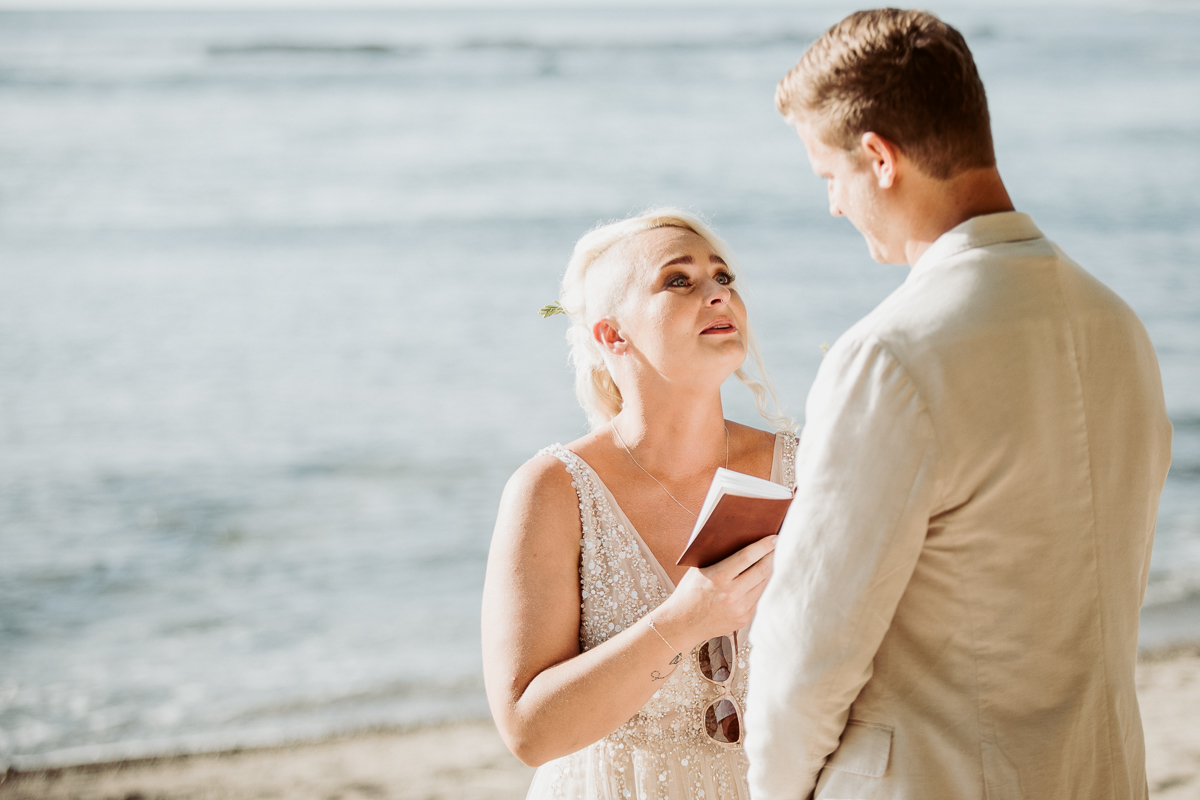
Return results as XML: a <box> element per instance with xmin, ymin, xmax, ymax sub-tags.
<box><xmin>663</xmin><ymin>271</ymin><xmax>737</xmax><ymax>290</ymax></box>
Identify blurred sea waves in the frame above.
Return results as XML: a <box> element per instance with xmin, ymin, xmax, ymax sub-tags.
<box><xmin>1</xmin><ymin>3</ymin><xmax>1198</xmax><ymax>769</ymax></box>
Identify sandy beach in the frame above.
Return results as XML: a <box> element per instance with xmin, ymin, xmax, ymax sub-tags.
<box><xmin>1138</xmin><ymin>646</ymin><xmax>1200</xmax><ymax>799</ymax></box>
<box><xmin>0</xmin><ymin>720</ymin><xmax>536</xmax><ymax>800</ymax></box>
<box><xmin>3</xmin><ymin>647</ymin><xmax>1197</xmax><ymax>800</ymax></box>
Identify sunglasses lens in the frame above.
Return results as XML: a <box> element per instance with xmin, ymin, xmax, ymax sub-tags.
<box><xmin>697</xmin><ymin>636</ymin><xmax>734</xmax><ymax>683</ymax></box>
<box><xmin>704</xmin><ymin>698</ymin><xmax>742</xmax><ymax>744</ymax></box>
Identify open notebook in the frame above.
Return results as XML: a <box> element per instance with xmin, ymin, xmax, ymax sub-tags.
<box><xmin>675</xmin><ymin>467</ymin><xmax>794</xmax><ymax>568</ymax></box>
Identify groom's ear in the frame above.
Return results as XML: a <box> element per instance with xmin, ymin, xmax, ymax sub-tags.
<box><xmin>860</xmin><ymin>132</ymin><xmax>901</xmax><ymax>190</ymax></box>
<box><xmin>594</xmin><ymin>318</ymin><xmax>628</xmax><ymax>356</ymax></box>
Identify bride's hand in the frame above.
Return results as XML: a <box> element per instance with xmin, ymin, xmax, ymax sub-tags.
<box><xmin>657</xmin><ymin>535</ymin><xmax>778</xmax><ymax>648</ymax></box>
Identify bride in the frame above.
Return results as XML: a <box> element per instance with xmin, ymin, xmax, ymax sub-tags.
<box><xmin>482</xmin><ymin>209</ymin><xmax>796</xmax><ymax>800</ymax></box>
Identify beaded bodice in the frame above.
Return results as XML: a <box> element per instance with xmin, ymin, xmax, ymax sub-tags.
<box><xmin>537</xmin><ymin>432</ymin><xmax>797</xmax><ymax>759</ymax></box>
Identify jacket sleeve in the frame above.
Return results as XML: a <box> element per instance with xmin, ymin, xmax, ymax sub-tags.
<box><xmin>746</xmin><ymin>336</ymin><xmax>940</xmax><ymax>800</ymax></box>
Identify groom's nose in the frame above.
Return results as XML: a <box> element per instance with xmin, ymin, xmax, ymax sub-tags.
<box><xmin>828</xmin><ymin>186</ymin><xmax>844</xmax><ymax>217</ymax></box>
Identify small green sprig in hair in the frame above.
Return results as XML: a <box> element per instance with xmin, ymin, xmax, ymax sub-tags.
<box><xmin>539</xmin><ymin>302</ymin><xmax>566</xmax><ymax>318</ymax></box>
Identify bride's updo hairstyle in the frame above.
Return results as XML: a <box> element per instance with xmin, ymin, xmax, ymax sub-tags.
<box><xmin>557</xmin><ymin>208</ymin><xmax>793</xmax><ymax>432</ymax></box>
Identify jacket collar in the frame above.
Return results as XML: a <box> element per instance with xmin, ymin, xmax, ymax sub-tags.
<box><xmin>910</xmin><ymin>211</ymin><xmax>1044</xmax><ymax>276</ymax></box>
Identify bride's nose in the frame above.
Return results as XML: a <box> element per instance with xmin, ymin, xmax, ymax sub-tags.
<box><xmin>705</xmin><ymin>278</ymin><xmax>731</xmax><ymax>306</ymax></box>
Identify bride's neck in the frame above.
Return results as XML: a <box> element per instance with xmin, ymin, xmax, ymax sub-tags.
<box><xmin>610</xmin><ymin>391</ymin><xmax>728</xmax><ymax>479</ymax></box>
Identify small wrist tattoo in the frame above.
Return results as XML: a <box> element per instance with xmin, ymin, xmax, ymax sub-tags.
<box><xmin>651</xmin><ymin>653</ymin><xmax>682</xmax><ymax>681</ymax></box>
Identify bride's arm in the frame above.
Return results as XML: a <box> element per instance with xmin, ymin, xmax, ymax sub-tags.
<box><xmin>482</xmin><ymin>454</ymin><xmax>775</xmax><ymax>767</ymax></box>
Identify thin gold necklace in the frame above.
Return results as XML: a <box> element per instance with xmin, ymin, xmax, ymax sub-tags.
<box><xmin>612</xmin><ymin>421</ymin><xmax>729</xmax><ymax>519</ymax></box>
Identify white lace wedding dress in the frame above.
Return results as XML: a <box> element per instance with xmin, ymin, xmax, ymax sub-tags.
<box><xmin>525</xmin><ymin>432</ymin><xmax>797</xmax><ymax>800</ymax></box>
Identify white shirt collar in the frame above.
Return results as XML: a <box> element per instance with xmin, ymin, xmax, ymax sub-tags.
<box><xmin>911</xmin><ymin>211</ymin><xmax>1045</xmax><ymax>276</ymax></box>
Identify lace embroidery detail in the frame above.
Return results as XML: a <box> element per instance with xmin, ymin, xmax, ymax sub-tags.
<box><xmin>780</xmin><ymin>432</ymin><xmax>798</xmax><ymax>490</ymax></box>
<box><xmin>531</xmin><ymin>444</ymin><xmax>757</xmax><ymax>800</ymax></box>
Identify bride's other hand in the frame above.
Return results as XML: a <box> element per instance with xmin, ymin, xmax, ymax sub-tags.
<box><xmin>656</xmin><ymin>535</ymin><xmax>778</xmax><ymax>646</ymax></box>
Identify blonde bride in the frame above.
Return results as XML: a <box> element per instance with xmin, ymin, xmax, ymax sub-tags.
<box><xmin>482</xmin><ymin>209</ymin><xmax>796</xmax><ymax>800</ymax></box>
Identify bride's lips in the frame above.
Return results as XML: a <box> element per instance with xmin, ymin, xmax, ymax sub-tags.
<box><xmin>700</xmin><ymin>317</ymin><xmax>737</xmax><ymax>335</ymax></box>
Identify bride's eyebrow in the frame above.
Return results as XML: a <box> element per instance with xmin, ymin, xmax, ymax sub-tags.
<box><xmin>657</xmin><ymin>255</ymin><xmax>695</xmax><ymax>270</ymax></box>
<box><xmin>656</xmin><ymin>254</ymin><xmax>728</xmax><ymax>271</ymax></box>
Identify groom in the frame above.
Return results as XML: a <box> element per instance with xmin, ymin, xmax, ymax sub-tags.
<box><xmin>746</xmin><ymin>9</ymin><xmax>1173</xmax><ymax>800</ymax></box>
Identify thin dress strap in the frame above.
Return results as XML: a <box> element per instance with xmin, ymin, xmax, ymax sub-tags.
<box><xmin>777</xmin><ymin>430</ymin><xmax>799</xmax><ymax>490</ymax></box>
<box><xmin>537</xmin><ymin>443</ymin><xmax>596</xmax><ymax>543</ymax></box>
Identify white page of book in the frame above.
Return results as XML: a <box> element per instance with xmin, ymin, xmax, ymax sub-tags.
<box><xmin>688</xmin><ymin>467</ymin><xmax>794</xmax><ymax>546</ymax></box>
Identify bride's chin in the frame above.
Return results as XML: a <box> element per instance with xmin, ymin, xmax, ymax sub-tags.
<box><xmin>704</xmin><ymin>340</ymin><xmax>748</xmax><ymax>363</ymax></box>
<box><xmin>693</xmin><ymin>352</ymin><xmax>748</xmax><ymax>384</ymax></box>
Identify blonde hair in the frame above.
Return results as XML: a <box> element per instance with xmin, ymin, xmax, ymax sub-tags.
<box><xmin>557</xmin><ymin>208</ymin><xmax>793</xmax><ymax>432</ymax></box>
<box><xmin>776</xmin><ymin>8</ymin><xmax>994</xmax><ymax>180</ymax></box>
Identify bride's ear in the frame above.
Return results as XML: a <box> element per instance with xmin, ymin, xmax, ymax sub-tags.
<box><xmin>593</xmin><ymin>318</ymin><xmax>628</xmax><ymax>356</ymax></box>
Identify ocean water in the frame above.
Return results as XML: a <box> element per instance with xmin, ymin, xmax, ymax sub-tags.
<box><xmin>1</xmin><ymin>3</ymin><xmax>1198</xmax><ymax>769</ymax></box>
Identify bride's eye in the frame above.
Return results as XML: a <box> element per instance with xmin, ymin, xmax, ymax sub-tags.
<box><xmin>716</xmin><ymin>271</ymin><xmax>736</xmax><ymax>285</ymax></box>
<box><xmin>667</xmin><ymin>274</ymin><xmax>690</xmax><ymax>288</ymax></box>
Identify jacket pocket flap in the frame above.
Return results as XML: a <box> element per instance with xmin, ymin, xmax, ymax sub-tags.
<box><xmin>826</xmin><ymin>720</ymin><xmax>893</xmax><ymax>778</ymax></box>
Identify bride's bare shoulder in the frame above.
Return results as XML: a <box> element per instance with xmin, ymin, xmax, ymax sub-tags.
<box><xmin>727</xmin><ymin>421</ymin><xmax>786</xmax><ymax>479</ymax></box>
<box><xmin>494</xmin><ymin>453</ymin><xmax>581</xmax><ymax>550</ymax></box>
<box><xmin>562</xmin><ymin>427</ymin><xmax>615</xmax><ymax>469</ymax></box>
<box><xmin>504</xmin><ymin>451</ymin><xmax>575</xmax><ymax>506</ymax></box>
<box><xmin>499</xmin><ymin>428</ymin><xmax>608</xmax><ymax>524</ymax></box>
<box><xmin>727</xmin><ymin>420</ymin><xmax>782</xmax><ymax>451</ymax></box>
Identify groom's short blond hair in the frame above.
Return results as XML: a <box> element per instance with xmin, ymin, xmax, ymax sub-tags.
<box><xmin>777</xmin><ymin>8</ymin><xmax>995</xmax><ymax>180</ymax></box>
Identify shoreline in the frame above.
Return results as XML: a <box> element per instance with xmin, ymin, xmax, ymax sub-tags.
<box><xmin>0</xmin><ymin>718</ymin><xmax>536</xmax><ymax>800</ymax></box>
<box><xmin>7</xmin><ymin>600</ymin><xmax>1197</xmax><ymax>776</ymax></box>
<box><xmin>0</xmin><ymin>712</ymin><xmax>493</xmax><ymax>774</ymax></box>
<box><xmin>2</xmin><ymin>646</ymin><xmax>1198</xmax><ymax>800</ymax></box>
<box><xmin>1139</xmin><ymin>593</ymin><xmax>1200</xmax><ymax>652</ymax></box>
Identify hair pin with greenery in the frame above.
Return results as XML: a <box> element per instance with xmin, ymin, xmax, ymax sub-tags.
<box><xmin>539</xmin><ymin>301</ymin><xmax>566</xmax><ymax>318</ymax></box>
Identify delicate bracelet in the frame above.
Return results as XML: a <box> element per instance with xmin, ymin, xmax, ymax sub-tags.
<box><xmin>647</xmin><ymin>616</ymin><xmax>683</xmax><ymax>664</ymax></box>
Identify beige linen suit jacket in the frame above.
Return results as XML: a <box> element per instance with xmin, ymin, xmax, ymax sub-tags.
<box><xmin>746</xmin><ymin>213</ymin><xmax>1173</xmax><ymax>800</ymax></box>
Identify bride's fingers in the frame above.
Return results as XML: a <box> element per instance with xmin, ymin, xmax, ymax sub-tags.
<box><xmin>705</xmin><ymin>535</ymin><xmax>778</xmax><ymax>582</ymax></box>
<box><xmin>733</xmin><ymin>550</ymin><xmax>775</xmax><ymax>593</ymax></box>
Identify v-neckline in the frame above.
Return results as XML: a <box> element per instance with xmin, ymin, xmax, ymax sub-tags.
<box><xmin>566</xmin><ymin>451</ymin><xmax>680</xmax><ymax>593</ymax></box>
<box><xmin>561</xmin><ymin>433</ymin><xmax>787</xmax><ymax>594</ymax></box>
